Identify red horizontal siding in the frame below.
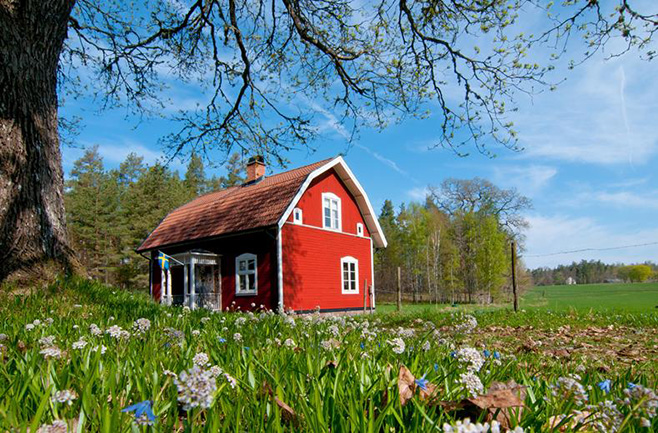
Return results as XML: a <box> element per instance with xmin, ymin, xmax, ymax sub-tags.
<box><xmin>282</xmin><ymin>223</ymin><xmax>373</xmax><ymax>311</ymax></box>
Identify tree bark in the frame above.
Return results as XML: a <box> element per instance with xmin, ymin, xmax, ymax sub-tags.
<box><xmin>0</xmin><ymin>0</ymin><xmax>77</xmax><ymax>283</ymax></box>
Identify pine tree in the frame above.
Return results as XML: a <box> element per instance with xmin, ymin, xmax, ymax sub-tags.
<box><xmin>220</xmin><ymin>153</ymin><xmax>245</xmax><ymax>188</ymax></box>
<box><xmin>184</xmin><ymin>152</ymin><xmax>207</xmax><ymax>197</ymax></box>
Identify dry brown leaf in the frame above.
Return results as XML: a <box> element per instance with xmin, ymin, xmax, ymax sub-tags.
<box><xmin>547</xmin><ymin>411</ymin><xmax>596</xmax><ymax>432</ymax></box>
<box><xmin>397</xmin><ymin>365</ymin><xmax>439</xmax><ymax>406</ymax></box>
<box><xmin>439</xmin><ymin>381</ymin><xmax>526</xmax><ymax>430</ymax></box>
<box><xmin>274</xmin><ymin>396</ymin><xmax>297</xmax><ymax>424</ymax></box>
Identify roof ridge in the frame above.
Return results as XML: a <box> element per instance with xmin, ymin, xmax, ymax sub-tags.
<box><xmin>180</xmin><ymin>157</ymin><xmax>335</xmax><ymax>208</ymax></box>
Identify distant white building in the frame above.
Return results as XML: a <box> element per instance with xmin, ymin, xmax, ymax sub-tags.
<box><xmin>566</xmin><ymin>277</ymin><xmax>577</xmax><ymax>285</ymax></box>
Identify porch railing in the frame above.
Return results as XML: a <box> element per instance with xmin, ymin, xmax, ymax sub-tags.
<box><xmin>162</xmin><ymin>293</ymin><xmax>221</xmax><ymax>310</ymax></box>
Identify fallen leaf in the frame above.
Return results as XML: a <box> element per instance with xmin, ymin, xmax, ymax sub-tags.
<box><xmin>274</xmin><ymin>397</ymin><xmax>297</xmax><ymax>424</ymax></box>
<box><xmin>397</xmin><ymin>365</ymin><xmax>439</xmax><ymax>406</ymax></box>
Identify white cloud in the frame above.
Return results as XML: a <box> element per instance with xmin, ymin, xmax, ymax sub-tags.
<box><xmin>493</xmin><ymin>165</ymin><xmax>557</xmax><ymax>197</ymax></box>
<box><xmin>592</xmin><ymin>190</ymin><xmax>658</xmax><ymax>210</ymax></box>
<box><xmin>62</xmin><ymin>139</ymin><xmax>185</xmax><ymax>176</ymax></box>
<box><xmin>514</xmin><ymin>55</ymin><xmax>658</xmax><ymax>166</ymax></box>
<box><xmin>524</xmin><ymin>214</ymin><xmax>658</xmax><ymax>268</ymax></box>
<box><xmin>407</xmin><ymin>186</ymin><xmax>430</xmax><ymax>201</ymax></box>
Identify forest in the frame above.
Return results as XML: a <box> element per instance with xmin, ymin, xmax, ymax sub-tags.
<box><xmin>64</xmin><ymin>147</ymin><xmax>244</xmax><ymax>288</ymax></box>
<box><xmin>531</xmin><ymin>261</ymin><xmax>658</xmax><ymax>286</ymax></box>
<box><xmin>66</xmin><ymin>149</ymin><xmax>531</xmax><ymax>304</ymax></box>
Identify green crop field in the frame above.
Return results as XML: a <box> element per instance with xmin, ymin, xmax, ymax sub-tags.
<box><xmin>376</xmin><ymin>282</ymin><xmax>658</xmax><ymax>315</ymax></box>
<box><xmin>1</xmin><ymin>278</ymin><xmax>656</xmax><ymax>432</ymax></box>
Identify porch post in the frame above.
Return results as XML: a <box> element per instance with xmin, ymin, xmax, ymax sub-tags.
<box><xmin>160</xmin><ymin>268</ymin><xmax>166</xmax><ymax>304</ymax></box>
<box><xmin>183</xmin><ymin>263</ymin><xmax>188</xmax><ymax>307</ymax></box>
<box><xmin>166</xmin><ymin>268</ymin><xmax>172</xmax><ymax>305</ymax></box>
<box><xmin>190</xmin><ymin>256</ymin><xmax>196</xmax><ymax>309</ymax></box>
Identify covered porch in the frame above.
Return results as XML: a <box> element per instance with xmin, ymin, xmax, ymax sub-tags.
<box><xmin>158</xmin><ymin>250</ymin><xmax>221</xmax><ymax>310</ymax></box>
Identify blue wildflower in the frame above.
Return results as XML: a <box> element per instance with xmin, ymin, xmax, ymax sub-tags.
<box><xmin>493</xmin><ymin>351</ymin><xmax>501</xmax><ymax>360</ymax></box>
<box><xmin>218</xmin><ymin>337</ymin><xmax>226</xmax><ymax>343</ymax></box>
<box><xmin>450</xmin><ymin>350</ymin><xmax>456</xmax><ymax>358</ymax></box>
<box><xmin>360</xmin><ymin>342</ymin><xmax>365</xmax><ymax>350</ymax></box>
<box><xmin>483</xmin><ymin>349</ymin><xmax>491</xmax><ymax>358</ymax></box>
<box><xmin>244</xmin><ymin>346</ymin><xmax>250</xmax><ymax>350</ymax></box>
<box><xmin>434</xmin><ymin>363</ymin><xmax>439</xmax><ymax>372</ymax></box>
<box><xmin>122</xmin><ymin>400</ymin><xmax>156</xmax><ymax>425</ymax></box>
<box><xmin>627</xmin><ymin>382</ymin><xmax>637</xmax><ymax>390</ymax></box>
<box><xmin>598</xmin><ymin>379</ymin><xmax>611</xmax><ymax>393</ymax></box>
<box><xmin>415</xmin><ymin>375</ymin><xmax>428</xmax><ymax>391</ymax></box>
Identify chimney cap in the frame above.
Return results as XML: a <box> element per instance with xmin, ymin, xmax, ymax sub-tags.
<box><xmin>247</xmin><ymin>155</ymin><xmax>265</xmax><ymax>165</ymax></box>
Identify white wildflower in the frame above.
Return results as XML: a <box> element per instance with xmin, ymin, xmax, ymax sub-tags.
<box><xmin>89</xmin><ymin>324</ymin><xmax>102</xmax><ymax>336</ymax></box>
<box><xmin>459</xmin><ymin>372</ymin><xmax>484</xmax><ymax>397</ymax></box>
<box><xmin>175</xmin><ymin>366</ymin><xmax>217</xmax><ymax>410</ymax></box>
<box><xmin>72</xmin><ymin>338</ymin><xmax>87</xmax><ymax>350</ymax></box>
<box><xmin>52</xmin><ymin>389</ymin><xmax>77</xmax><ymax>405</ymax></box>
<box><xmin>37</xmin><ymin>420</ymin><xmax>68</xmax><ymax>433</ymax></box>
<box><xmin>422</xmin><ymin>341</ymin><xmax>431</xmax><ymax>352</ymax></box>
<box><xmin>25</xmin><ymin>323</ymin><xmax>35</xmax><ymax>331</ymax></box>
<box><xmin>453</xmin><ymin>315</ymin><xmax>478</xmax><ymax>334</ymax></box>
<box><xmin>235</xmin><ymin>317</ymin><xmax>247</xmax><ymax>327</ymax></box>
<box><xmin>132</xmin><ymin>318</ymin><xmax>151</xmax><ymax>335</ymax></box>
<box><xmin>40</xmin><ymin>346</ymin><xmax>63</xmax><ymax>359</ymax></box>
<box><xmin>193</xmin><ymin>352</ymin><xmax>210</xmax><ymax>366</ymax></box>
<box><xmin>284</xmin><ymin>338</ymin><xmax>295</xmax><ymax>348</ymax></box>
<box><xmin>191</xmin><ymin>330</ymin><xmax>201</xmax><ymax>337</ymax></box>
<box><xmin>223</xmin><ymin>373</ymin><xmax>237</xmax><ymax>389</ymax></box>
<box><xmin>209</xmin><ymin>365</ymin><xmax>223</xmax><ymax>378</ymax></box>
<box><xmin>387</xmin><ymin>337</ymin><xmax>405</xmax><ymax>354</ymax></box>
<box><xmin>233</xmin><ymin>333</ymin><xmax>242</xmax><ymax>342</ymax></box>
<box><xmin>39</xmin><ymin>335</ymin><xmax>56</xmax><ymax>347</ymax></box>
<box><xmin>456</xmin><ymin>347</ymin><xmax>485</xmax><ymax>372</ymax></box>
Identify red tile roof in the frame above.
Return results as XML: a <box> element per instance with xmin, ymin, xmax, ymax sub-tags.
<box><xmin>137</xmin><ymin>158</ymin><xmax>333</xmax><ymax>252</ymax></box>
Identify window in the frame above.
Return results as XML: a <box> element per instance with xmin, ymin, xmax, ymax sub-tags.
<box><xmin>341</xmin><ymin>256</ymin><xmax>359</xmax><ymax>294</ymax></box>
<box><xmin>235</xmin><ymin>253</ymin><xmax>257</xmax><ymax>295</ymax></box>
<box><xmin>356</xmin><ymin>223</ymin><xmax>364</xmax><ymax>237</ymax></box>
<box><xmin>293</xmin><ymin>208</ymin><xmax>303</xmax><ymax>224</ymax></box>
<box><xmin>322</xmin><ymin>193</ymin><xmax>341</xmax><ymax>231</ymax></box>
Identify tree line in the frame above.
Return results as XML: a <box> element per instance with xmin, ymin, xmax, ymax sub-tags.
<box><xmin>531</xmin><ymin>261</ymin><xmax>657</xmax><ymax>286</ymax></box>
<box><xmin>375</xmin><ymin>178</ymin><xmax>532</xmax><ymax>305</ymax></box>
<box><xmin>65</xmin><ymin>147</ymin><xmax>244</xmax><ymax>288</ymax></box>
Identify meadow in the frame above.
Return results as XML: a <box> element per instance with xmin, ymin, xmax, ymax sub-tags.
<box><xmin>0</xmin><ymin>279</ymin><xmax>656</xmax><ymax>432</ymax></box>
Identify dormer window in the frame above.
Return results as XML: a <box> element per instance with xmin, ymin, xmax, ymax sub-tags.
<box><xmin>322</xmin><ymin>193</ymin><xmax>341</xmax><ymax>231</ymax></box>
<box><xmin>293</xmin><ymin>208</ymin><xmax>303</xmax><ymax>224</ymax></box>
<box><xmin>356</xmin><ymin>223</ymin><xmax>364</xmax><ymax>237</ymax></box>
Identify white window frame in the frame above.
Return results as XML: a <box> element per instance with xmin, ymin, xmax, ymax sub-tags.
<box><xmin>356</xmin><ymin>223</ymin><xmax>364</xmax><ymax>237</ymax></box>
<box><xmin>235</xmin><ymin>253</ymin><xmax>257</xmax><ymax>296</ymax></box>
<box><xmin>293</xmin><ymin>208</ymin><xmax>303</xmax><ymax>224</ymax></box>
<box><xmin>340</xmin><ymin>256</ymin><xmax>359</xmax><ymax>294</ymax></box>
<box><xmin>322</xmin><ymin>192</ymin><xmax>342</xmax><ymax>231</ymax></box>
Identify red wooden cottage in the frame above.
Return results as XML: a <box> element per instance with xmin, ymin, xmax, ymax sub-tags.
<box><xmin>136</xmin><ymin>156</ymin><xmax>387</xmax><ymax>313</ymax></box>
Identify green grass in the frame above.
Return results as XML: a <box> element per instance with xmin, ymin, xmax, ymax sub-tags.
<box><xmin>377</xmin><ymin>282</ymin><xmax>658</xmax><ymax>315</ymax></box>
<box><xmin>523</xmin><ymin>282</ymin><xmax>658</xmax><ymax>312</ymax></box>
<box><xmin>0</xmin><ymin>278</ymin><xmax>656</xmax><ymax>431</ymax></box>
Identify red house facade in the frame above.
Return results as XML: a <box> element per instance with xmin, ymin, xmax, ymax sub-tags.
<box><xmin>136</xmin><ymin>156</ymin><xmax>387</xmax><ymax>313</ymax></box>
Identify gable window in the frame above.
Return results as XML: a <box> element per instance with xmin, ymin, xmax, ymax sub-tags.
<box><xmin>356</xmin><ymin>223</ymin><xmax>364</xmax><ymax>237</ymax></box>
<box><xmin>341</xmin><ymin>256</ymin><xmax>359</xmax><ymax>294</ymax></box>
<box><xmin>293</xmin><ymin>208</ymin><xmax>303</xmax><ymax>224</ymax></box>
<box><xmin>235</xmin><ymin>253</ymin><xmax>257</xmax><ymax>295</ymax></box>
<box><xmin>322</xmin><ymin>192</ymin><xmax>341</xmax><ymax>231</ymax></box>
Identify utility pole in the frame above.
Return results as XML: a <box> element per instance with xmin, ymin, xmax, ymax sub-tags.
<box><xmin>397</xmin><ymin>266</ymin><xmax>402</xmax><ymax>312</ymax></box>
<box><xmin>511</xmin><ymin>240</ymin><xmax>518</xmax><ymax>312</ymax></box>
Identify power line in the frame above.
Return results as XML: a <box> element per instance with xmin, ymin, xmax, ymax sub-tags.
<box><xmin>524</xmin><ymin>240</ymin><xmax>658</xmax><ymax>258</ymax></box>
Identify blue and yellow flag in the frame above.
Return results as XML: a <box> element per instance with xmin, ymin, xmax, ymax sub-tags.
<box><xmin>157</xmin><ymin>251</ymin><xmax>170</xmax><ymax>270</ymax></box>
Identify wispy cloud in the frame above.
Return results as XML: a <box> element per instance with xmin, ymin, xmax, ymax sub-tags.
<box><xmin>514</xmin><ymin>55</ymin><xmax>658</xmax><ymax>165</ymax></box>
<box><xmin>524</xmin><ymin>214</ymin><xmax>658</xmax><ymax>268</ymax></box>
<box><xmin>492</xmin><ymin>165</ymin><xmax>557</xmax><ymax>197</ymax></box>
<box><xmin>407</xmin><ymin>186</ymin><xmax>430</xmax><ymax>201</ymax></box>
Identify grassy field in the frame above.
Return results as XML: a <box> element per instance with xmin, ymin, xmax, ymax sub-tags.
<box><xmin>376</xmin><ymin>282</ymin><xmax>658</xmax><ymax>314</ymax></box>
<box><xmin>0</xmin><ymin>278</ymin><xmax>656</xmax><ymax>432</ymax></box>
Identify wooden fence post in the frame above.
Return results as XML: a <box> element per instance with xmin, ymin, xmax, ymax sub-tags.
<box><xmin>397</xmin><ymin>267</ymin><xmax>402</xmax><ymax>312</ymax></box>
<box><xmin>511</xmin><ymin>241</ymin><xmax>518</xmax><ymax>312</ymax></box>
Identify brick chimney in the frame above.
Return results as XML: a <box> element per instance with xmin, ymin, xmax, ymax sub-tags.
<box><xmin>246</xmin><ymin>155</ymin><xmax>266</xmax><ymax>182</ymax></box>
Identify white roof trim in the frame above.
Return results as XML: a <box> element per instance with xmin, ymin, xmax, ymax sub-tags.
<box><xmin>277</xmin><ymin>156</ymin><xmax>388</xmax><ymax>248</ymax></box>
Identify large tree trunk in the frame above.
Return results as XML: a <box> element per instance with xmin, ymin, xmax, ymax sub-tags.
<box><xmin>0</xmin><ymin>1</ymin><xmax>77</xmax><ymax>284</ymax></box>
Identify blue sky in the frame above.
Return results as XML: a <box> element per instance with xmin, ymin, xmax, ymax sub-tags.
<box><xmin>60</xmin><ymin>8</ymin><xmax>658</xmax><ymax>269</ymax></box>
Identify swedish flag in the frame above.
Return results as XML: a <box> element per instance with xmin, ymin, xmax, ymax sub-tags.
<box><xmin>157</xmin><ymin>251</ymin><xmax>170</xmax><ymax>270</ymax></box>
